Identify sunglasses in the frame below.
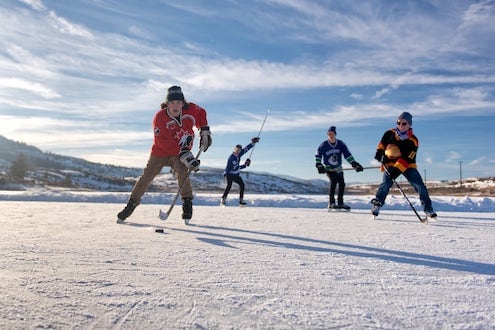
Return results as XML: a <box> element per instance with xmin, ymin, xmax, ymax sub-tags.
<box><xmin>397</xmin><ymin>121</ymin><xmax>409</xmax><ymax>126</ymax></box>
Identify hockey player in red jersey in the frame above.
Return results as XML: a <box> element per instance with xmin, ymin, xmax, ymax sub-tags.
<box><xmin>118</xmin><ymin>86</ymin><xmax>211</xmax><ymax>222</ymax></box>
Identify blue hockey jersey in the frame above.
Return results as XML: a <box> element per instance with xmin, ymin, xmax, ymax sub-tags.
<box><xmin>224</xmin><ymin>143</ymin><xmax>254</xmax><ymax>176</ymax></box>
<box><xmin>315</xmin><ymin>139</ymin><xmax>356</xmax><ymax>173</ymax></box>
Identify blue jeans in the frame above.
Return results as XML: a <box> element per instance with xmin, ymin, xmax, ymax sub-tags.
<box><xmin>375</xmin><ymin>168</ymin><xmax>434</xmax><ymax>212</ymax></box>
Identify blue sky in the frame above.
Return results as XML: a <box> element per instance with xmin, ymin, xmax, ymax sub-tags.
<box><xmin>1</xmin><ymin>0</ymin><xmax>494</xmax><ymax>183</ymax></box>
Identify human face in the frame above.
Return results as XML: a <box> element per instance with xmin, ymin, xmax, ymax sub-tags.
<box><xmin>327</xmin><ymin>131</ymin><xmax>336</xmax><ymax>142</ymax></box>
<box><xmin>167</xmin><ymin>100</ymin><xmax>183</xmax><ymax>117</ymax></box>
<box><xmin>397</xmin><ymin>120</ymin><xmax>410</xmax><ymax>132</ymax></box>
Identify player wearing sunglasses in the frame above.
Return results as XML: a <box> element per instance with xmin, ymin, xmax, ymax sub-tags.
<box><xmin>371</xmin><ymin>112</ymin><xmax>437</xmax><ymax>219</ymax></box>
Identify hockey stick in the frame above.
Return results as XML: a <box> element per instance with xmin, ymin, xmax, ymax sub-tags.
<box><xmin>382</xmin><ymin>165</ymin><xmax>427</xmax><ymax>223</ymax></box>
<box><xmin>342</xmin><ymin>166</ymin><xmax>380</xmax><ymax>171</ymax></box>
<box><xmin>159</xmin><ymin>148</ymin><xmax>203</xmax><ymax>221</ymax></box>
<box><xmin>247</xmin><ymin>108</ymin><xmax>270</xmax><ymax>160</ymax></box>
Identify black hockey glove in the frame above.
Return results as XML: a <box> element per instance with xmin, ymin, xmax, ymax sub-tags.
<box><xmin>315</xmin><ymin>163</ymin><xmax>326</xmax><ymax>174</ymax></box>
<box><xmin>251</xmin><ymin>137</ymin><xmax>260</xmax><ymax>144</ymax></box>
<box><xmin>244</xmin><ymin>158</ymin><xmax>251</xmax><ymax>167</ymax></box>
<box><xmin>386</xmin><ymin>166</ymin><xmax>401</xmax><ymax>180</ymax></box>
<box><xmin>351</xmin><ymin>161</ymin><xmax>364</xmax><ymax>172</ymax></box>
<box><xmin>179</xmin><ymin>149</ymin><xmax>200</xmax><ymax>171</ymax></box>
<box><xmin>374</xmin><ymin>150</ymin><xmax>384</xmax><ymax>162</ymax></box>
<box><xmin>200</xmin><ymin>126</ymin><xmax>212</xmax><ymax>152</ymax></box>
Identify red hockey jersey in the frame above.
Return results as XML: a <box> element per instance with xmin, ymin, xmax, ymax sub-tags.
<box><xmin>150</xmin><ymin>102</ymin><xmax>208</xmax><ymax>157</ymax></box>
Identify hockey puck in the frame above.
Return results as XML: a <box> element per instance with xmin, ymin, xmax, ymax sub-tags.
<box><xmin>155</xmin><ymin>228</ymin><xmax>164</xmax><ymax>233</ymax></box>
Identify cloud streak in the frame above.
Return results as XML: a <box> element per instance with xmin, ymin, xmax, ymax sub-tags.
<box><xmin>1</xmin><ymin>0</ymin><xmax>494</xmax><ymax>180</ymax></box>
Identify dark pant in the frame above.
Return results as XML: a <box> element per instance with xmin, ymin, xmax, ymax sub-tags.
<box><xmin>222</xmin><ymin>174</ymin><xmax>245</xmax><ymax>200</ymax></box>
<box><xmin>326</xmin><ymin>171</ymin><xmax>345</xmax><ymax>205</ymax></box>
<box><xmin>375</xmin><ymin>168</ymin><xmax>434</xmax><ymax>212</ymax></box>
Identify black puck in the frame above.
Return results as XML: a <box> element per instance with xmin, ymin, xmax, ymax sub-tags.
<box><xmin>155</xmin><ymin>228</ymin><xmax>164</xmax><ymax>233</ymax></box>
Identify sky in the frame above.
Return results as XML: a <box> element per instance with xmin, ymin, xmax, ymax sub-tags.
<box><xmin>1</xmin><ymin>0</ymin><xmax>494</xmax><ymax>183</ymax></box>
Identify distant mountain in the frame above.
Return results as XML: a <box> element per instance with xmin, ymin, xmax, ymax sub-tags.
<box><xmin>0</xmin><ymin>135</ymin><xmax>328</xmax><ymax>194</ymax></box>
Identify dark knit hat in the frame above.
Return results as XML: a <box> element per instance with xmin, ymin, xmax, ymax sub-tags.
<box><xmin>397</xmin><ymin>112</ymin><xmax>413</xmax><ymax>125</ymax></box>
<box><xmin>327</xmin><ymin>126</ymin><xmax>337</xmax><ymax>134</ymax></box>
<box><xmin>235</xmin><ymin>144</ymin><xmax>242</xmax><ymax>150</ymax></box>
<box><xmin>166</xmin><ymin>85</ymin><xmax>185</xmax><ymax>102</ymax></box>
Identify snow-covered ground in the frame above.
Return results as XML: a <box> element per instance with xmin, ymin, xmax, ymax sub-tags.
<box><xmin>1</xmin><ymin>191</ymin><xmax>494</xmax><ymax>329</ymax></box>
<box><xmin>1</xmin><ymin>188</ymin><xmax>494</xmax><ymax>212</ymax></box>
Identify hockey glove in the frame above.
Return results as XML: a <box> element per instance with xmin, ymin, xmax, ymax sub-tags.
<box><xmin>374</xmin><ymin>150</ymin><xmax>384</xmax><ymax>162</ymax></box>
<box><xmin>351</xmin><ymin>161</ymin><xmax>364</xmax><ymax>172</ymax></box>
<box><xmin>316</xmin><ymin>163</ymin><xmax>326</xmax><ymax>174</ymax></box>
<box><xmin>200</xmin><ymin>126</ymin><xmax>212</xmax><ymax>152</ymax></box>
<box><xmin>386</xmin><ymin>166</ymin><xmax>401</xmax><ymax>180</ymax></box>
<box><xmin>244</xmin><ymin>158</ymin><xmax>251</xmax><ymax>167</ymax></box>
<box><xmin>179</xmin><ymin>149</ymin><xmax>200</xmax><ymax>171</ymax></box>
<box><xmin>251</xmin><ymin>137</ymin><xmax>260</xmax><ymax>144</ymax></box>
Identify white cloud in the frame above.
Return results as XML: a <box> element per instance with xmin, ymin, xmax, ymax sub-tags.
<box><xmin>0</xmin><ymin>114</ymin><xmax>150</xmax><ymax>154</ymax></box>
<box><xmin>350</xmin><ymin>93</ymin><xmax>363</xmax><ymax>100</ymax></box>
<box><xmin>371</xmin><ymin>87</ymin><xmax>390</xmax><ymax>100</ymax></box>
<box><xmin>128</xmin><ymin>25</ymin><xmax>154</xmax><ymax>40</ymax></box>
<box><xmin>48</xmin><ymin>10</ymin><xmax>94</xmax><ymax>39</ymax></box>
<box><xmin>462</xmin><ymin>0</ymin><xmax>494</xmax><ymax>26</ymax></box>
<box><xmin>468</xmin><ymin>156</ymin><xmax>487</xmax><ymax>166</ymax></box>
<box><xmin>446</xmin><ymin>151</ymin><xmax>462</xmax><ymax>163</ymax></box>
<box><xmin>18</xmin><ymin>0</ymin><xmax>45</xmax><ymax>11</ymax></box>
<box><xmin>0</xmin><ymin>78</ymin><xmax>60</xmax><ymax>99</ymax></box>
<box><xmin>1</xmin><ymin>1</ymin><xmax>494</xmax><ymax>181</ymax></box>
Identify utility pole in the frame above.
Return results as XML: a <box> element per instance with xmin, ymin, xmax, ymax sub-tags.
<box><xmin>459</xmin><ymin>161</ymin><xmax>463</xmax><ymax>187</ymax></box>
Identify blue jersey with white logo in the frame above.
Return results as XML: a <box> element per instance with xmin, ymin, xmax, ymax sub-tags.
<box><xmin>315</xmin><ymin>139</ymin><xmax>355</xmax><ymax>173</ymax></box>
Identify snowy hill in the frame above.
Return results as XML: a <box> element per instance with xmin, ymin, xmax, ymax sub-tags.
<box><xmin>1</xmin><ymin>135</ymin><xmax>494</xmax><ymax>197</ymax></box>
<box><xmin>0</xmin><ymin>135</ymin><xmax>327</xmax><ymax>194</ymax></box>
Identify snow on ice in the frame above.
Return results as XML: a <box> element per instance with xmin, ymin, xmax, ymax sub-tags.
<box><xmin>1</xmin><ymin>191</ymin><xmax>494</xmax><ymax>329</ymax></box>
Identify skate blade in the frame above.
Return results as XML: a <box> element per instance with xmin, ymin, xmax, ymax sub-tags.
<box><xmin>425</xmin><ymin>216</ymin><xmax>437</xmax><ymax>223</ymax></box>
<box><xmin>328</xmin><ymin>208</ymin><xmax>351</xmax><ymax>212</ymax></box>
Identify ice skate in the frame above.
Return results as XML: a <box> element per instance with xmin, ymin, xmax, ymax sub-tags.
<box><xmin>336</xmin><ymin>203</ymin><xmax>351</xmax><ymax>211</ymax></box>
<box><xmin>182</xmin><ymin>198</ymin><xmax>193</xmax><ymax>224</ymax></box>
<box><xmin>425</xmin><ymin>210</ymin><xmax>437</xmax><ymax>222</ymax></box>
<box><xmin>371</xmin><ymin>198</ymin><xmax>381</xmax><ymax>218</ymax></box>
<box><xmin>117</xmin><ymin>198</ymin><xmax>138</xmax><ymax>223</ymax></box>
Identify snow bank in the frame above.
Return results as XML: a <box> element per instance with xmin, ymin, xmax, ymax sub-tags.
<box><xmin>1</xmin><ymin>188</ymin><xmax>494</xmax><ymax>212</ymax></box>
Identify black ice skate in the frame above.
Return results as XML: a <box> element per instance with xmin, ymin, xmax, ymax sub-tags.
<box><xmin>371</xmin><ymin>198</ymin><xmax>382</xmax><ymax>218</ymax></box>
<box><xmin>117</xmin><ymin>198</ymin><xmax>139</xmax><ymax>223</ymax></box>
<box><xmin>182</xmin><ymin>198</ymin><xmax>193</xmax><ymax>224</ymax></box>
